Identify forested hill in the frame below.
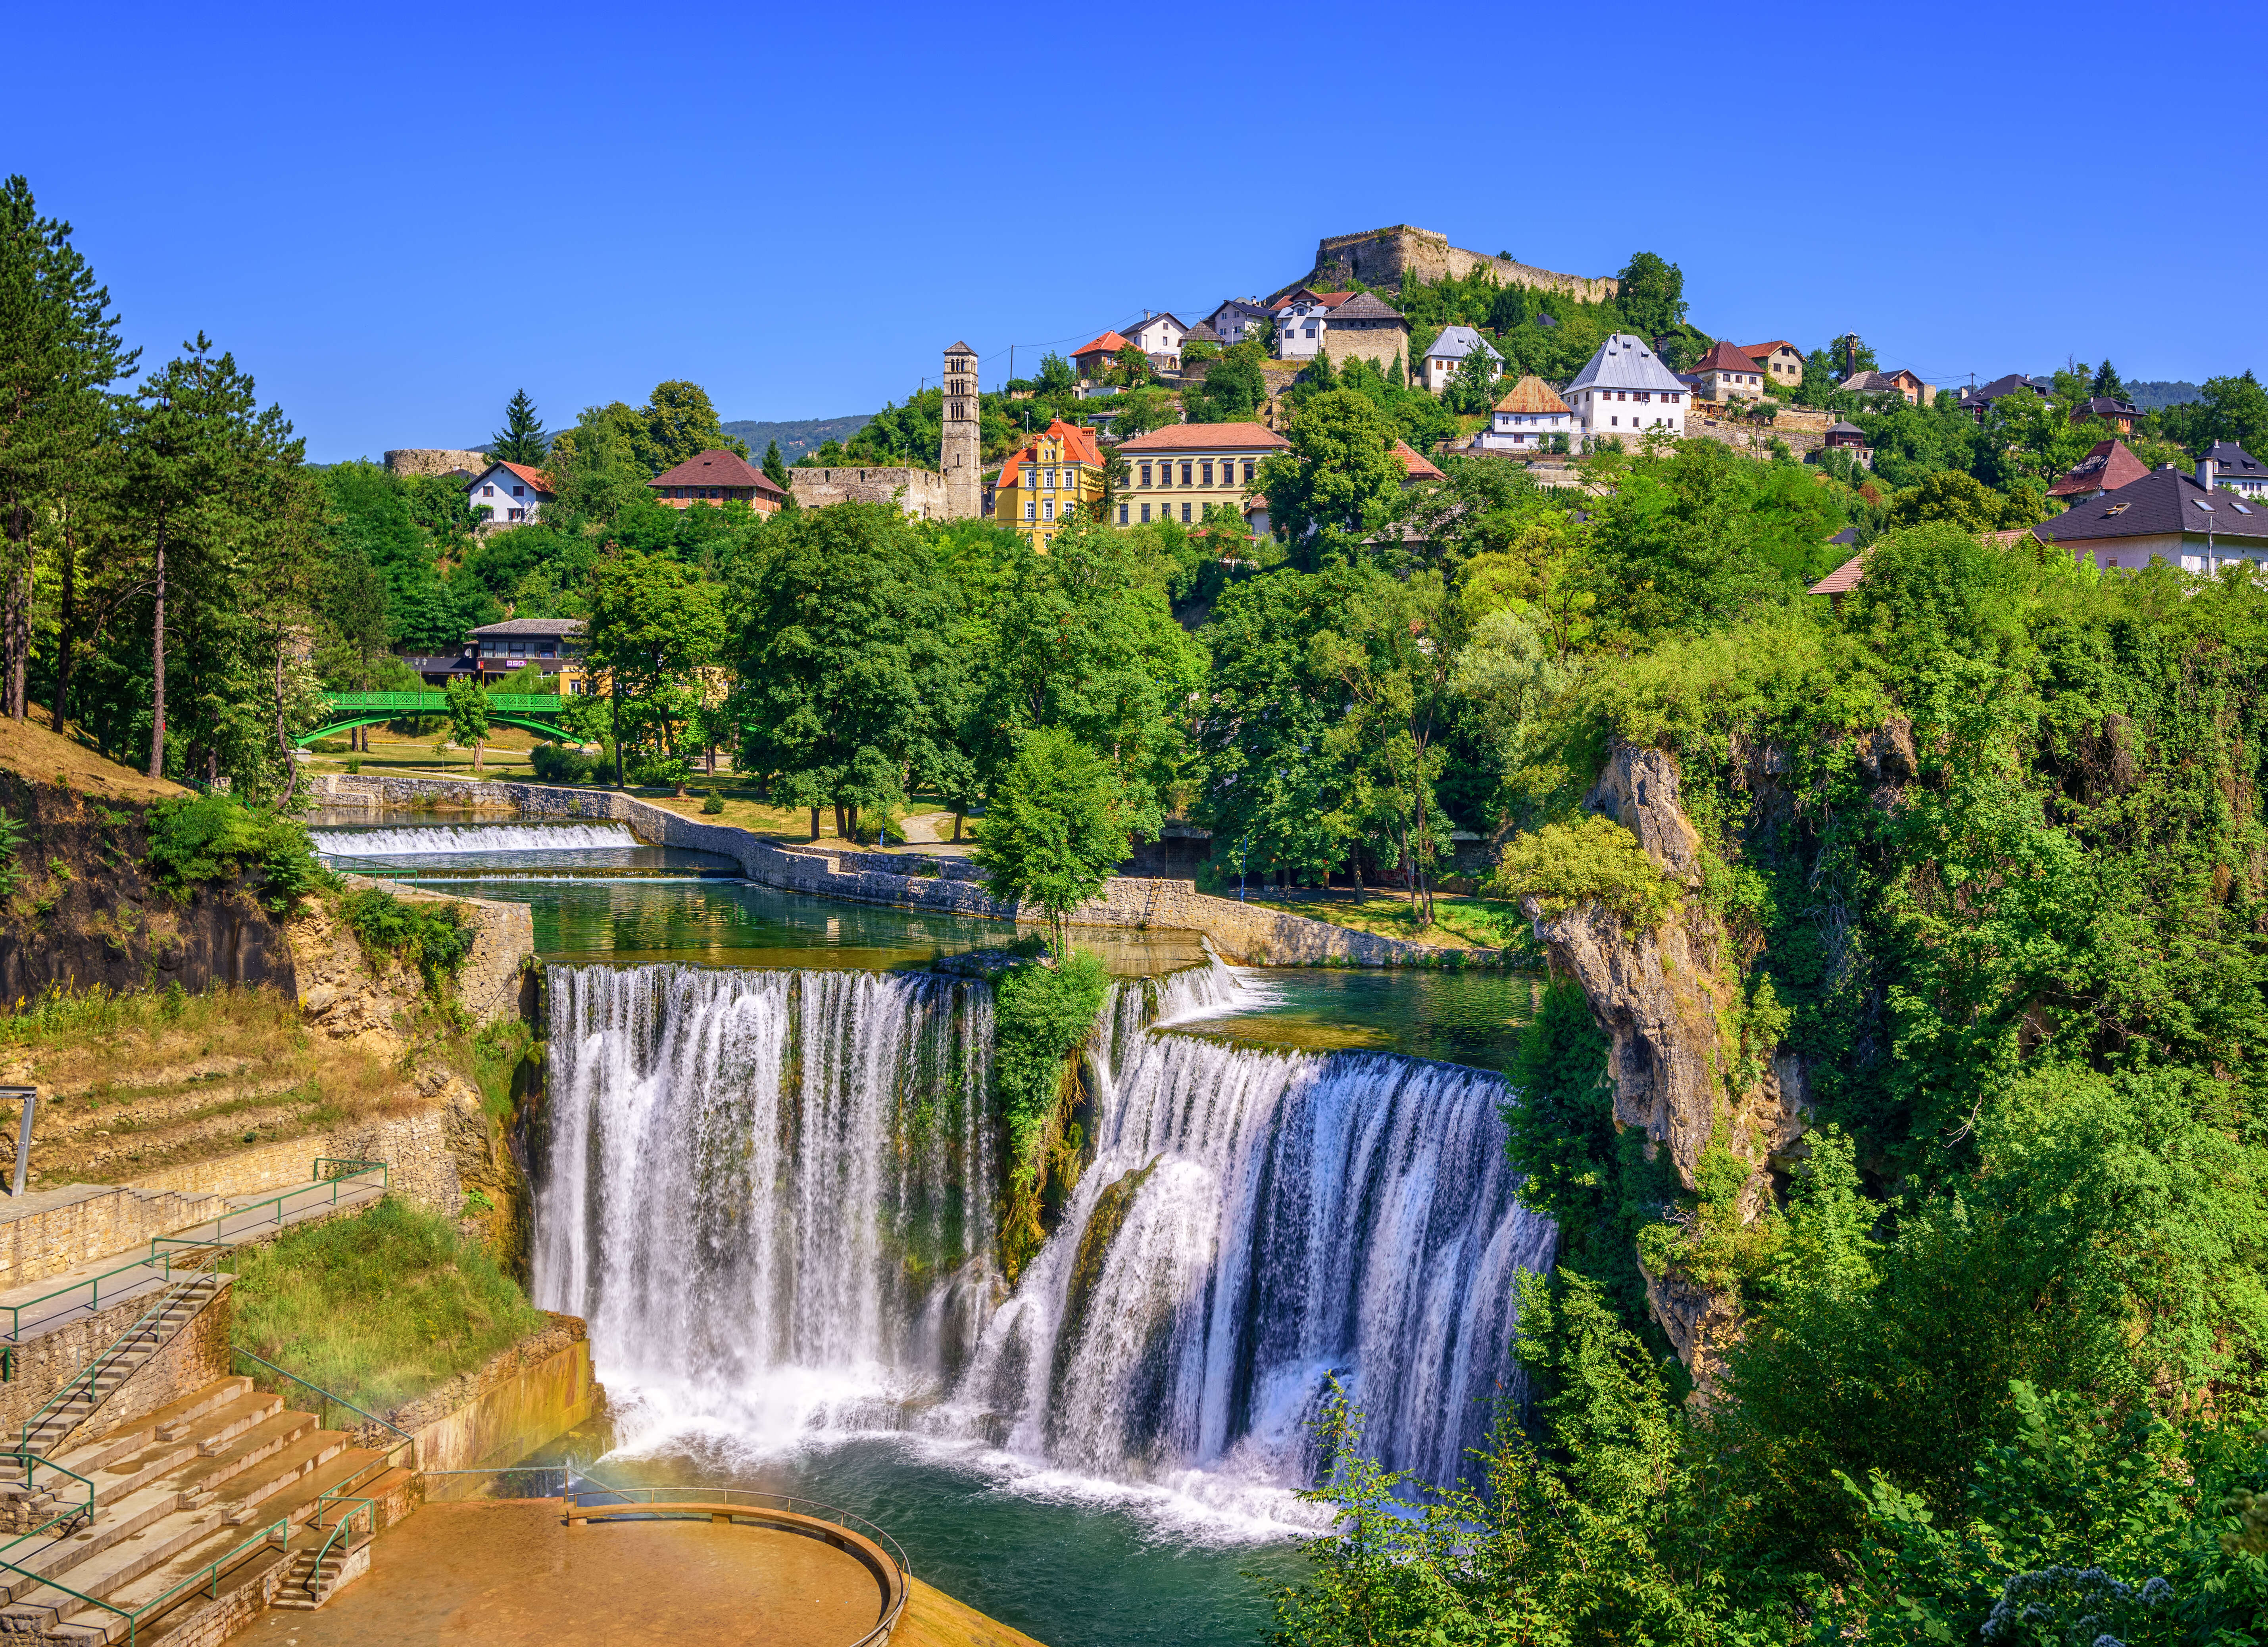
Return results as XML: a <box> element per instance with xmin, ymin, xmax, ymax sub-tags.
<box><xmin>719</xmin><ymin>414</ymin><xmax>871</xmax><ymax>461</ymax></box>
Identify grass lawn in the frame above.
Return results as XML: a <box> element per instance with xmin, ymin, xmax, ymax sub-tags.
<box><xmin>231</xmin><ymin>1196</ymin><xmax>546</xmax><ymax>1414</ymax></box>
<box><xmin>1239</xmin><ymin>890</ymin><xmax>1527</xmax><ymax>952</ymax></box>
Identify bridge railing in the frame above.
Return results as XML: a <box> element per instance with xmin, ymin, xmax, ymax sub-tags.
<box><xmin>320</xmin><ymin>691</ymin><xmax>568</xmax><ymax>714</ymax></box>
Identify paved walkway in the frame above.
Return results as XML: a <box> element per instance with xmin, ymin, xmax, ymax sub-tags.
<box><xmin>267</xmin><ymin>1499</ymin><xmax>888</xmax><ymax>1646</ymax></box>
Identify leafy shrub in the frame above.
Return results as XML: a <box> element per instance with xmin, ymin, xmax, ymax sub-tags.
<box><xmin>700</xmin><ymin>789</ymin><xmax>724</xmax><ymax>815</ymax></box>
<box><xmin>1492</xmin><ymin>813</ymin><xmax>1681</xmax><ymax>932</ymax></box>
<box><xmin>991</xmin><ymin>950</ymin><xmax>1109</xmax><ymax>1186</ymax></box>
<box><xmin>530</xmin><ymin>742</ymin><xmax>600</xmax><ymax>784</ymax></box>
<box><xmin>339</xmin><ymin>887</ymin><xmax>474</xmax><ymax>991</ymax></box>
<box><xmin>628</xmin><ymin>753</ymin><xmax>690</xmax><ymax>790</ymax></box>
<box><xmin>0</xmin><ymin>807</ymin><xmax>25</xmax><ymax>901</ymax></box>
<box><xmin>142</xmin><ymin>795</ymin><xmax>324</xmax><ymax>915</ymax></box>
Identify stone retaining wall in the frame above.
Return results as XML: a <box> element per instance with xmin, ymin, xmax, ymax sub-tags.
<box><xmin>0</xmin><ymin>1276</ymin><xmax>234</xmax><ymax>1441</ymax></box>
<box><xmin>390</xmin><ymin>1314</ymin><xmax>601</xmax><ymax>1496</ymax></box>
<box><xmin>0</xmin><ymin>1185</ymin><xmax>230</xmax><ymax>1289</ymax></box>
<box><xmin>308</xmin><ymin>774</ymin><xmax>1460</xmax><ymax>965</ymax></box>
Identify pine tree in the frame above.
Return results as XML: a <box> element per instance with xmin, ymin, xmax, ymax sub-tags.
<box><xmin>2092</xmin><ymin>359</ymin><xmax>2127</xmax><ymax>400</ymax></box>
<box><xmin>490</xmin><ymin>389</ymin><xmax>547</xmax><ymax>464</ymax></box>
<box><xmin>763</xmin><ymin>440</ymin><xmax>788</xmax><ymax>490</ymax></box>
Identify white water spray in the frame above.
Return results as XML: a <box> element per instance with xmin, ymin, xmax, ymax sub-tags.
<box><xmin>315</xmin><ymin>822</ymin><xmax>641</xmax><ymax>855</ymax></box>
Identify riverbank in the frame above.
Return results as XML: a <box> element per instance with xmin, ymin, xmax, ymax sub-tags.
<box><xmin>308</xmin><ymin>773</ymin><xmax>1494</xmax><ymax>967</ymax></box>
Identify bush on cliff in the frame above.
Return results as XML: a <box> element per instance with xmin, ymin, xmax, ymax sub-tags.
<box><xmin>339</xmin><ymin>886</ymin><xmax>474</xmax><ymax>992</ymax></box>
<box><xmin>142</xmin><ymin>794</ymin><xmax>325</xmax><ymax>915</ymax></box>
<box><xmin>991</xmin><ymin>949</ymin><xmax>1110</xmax><ymax>1188</ymax></box>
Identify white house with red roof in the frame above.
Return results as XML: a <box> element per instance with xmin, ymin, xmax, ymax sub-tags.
<box><xmin>464</xmin><ymin>461</ymin><xmax>554</xmax><ymax>527</ymax></box>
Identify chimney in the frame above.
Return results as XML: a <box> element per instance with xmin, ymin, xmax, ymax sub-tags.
<box><xmin>2199</xmin><ymin>455</ymin><xmax>2218</xmax><ymax>493</ymax></box>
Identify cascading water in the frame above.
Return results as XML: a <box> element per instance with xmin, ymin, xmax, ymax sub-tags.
<box><xmin>535</xmin><ymin>957</ymin><xmax>1555</xmax><ymax>1516</ymax></box>
<box><xmin>314</xmin><ymin>822</ymin><xmax>641</xmax><ymax>855</ymax></box>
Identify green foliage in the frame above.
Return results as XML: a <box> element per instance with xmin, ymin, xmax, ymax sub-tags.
<box><xmin>142</xmin><ymin>795</ymin><xmax>323</xmax><ymax>915</ymax></box>
<box><xmin>1493</xmin><ymin>813</ymin><xmax>1682</xmax><ymax>930</ymax></box>
<box><xmin>230</xmin><ymin>1196</ymin><xmax>545</xmax><ymax>1412</ymax></box>
<box><xmin>442</xmin><ymin>675</ymin><xmax>489</xmax><ymax>751</ymax></box>
<box><xmin>529</xmin><ymin>740</ymin><xmax>604</xmax><ymax>785</ymax></box>
<box><xmin>989</xmin><ymin>949</ymin><xmax>1110</xmax><ymax>1188</ymax></box>
<box><xmin>2155</xmin><ymin>369</ymin><xmax>2268</xmax><ymax>456</ymax></box>
<box><xmin>700</xmin><ymin>788</ymin><xmax>724</xmax><ymax>814</ymax></box>
<box><xmin>338</xmin><ymin>887</ymin><xmax>474</xmax><ymax>992</ymax></box>
<box><xmin>974</xmin><ymin>726</ymin><xmax>1131</xmax><ymax>953</ymax></box>
<box><xmin>0</xmin><ymin>807</ymin><xmax>23</xmax><ymax>901</ymax></box>
<box><xmin>1258</xmin><ymin>389</ymin><xmax>1408</xmax><ymax>563</ymax></box>
<box><xmin>488</xmin><ymin>388</ymin><xmax>546</xmax><ymax>464</ymax></box>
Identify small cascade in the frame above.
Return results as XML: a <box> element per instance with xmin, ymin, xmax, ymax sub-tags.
<box><xmin>314</xmin><ymin>822</ymin><xmax>641</xmax><ymax>855</ymax></box>
<box><xmin>536</xmin><ymin>957</ymin><xmax>1554</xmax><ymax>1510</ymax></box>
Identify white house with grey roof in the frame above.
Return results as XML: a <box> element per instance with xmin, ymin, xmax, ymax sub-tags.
<box><xmin>1421</xmin><ymin>326</ymin><xmax>1504</xmax><ymax>395</ymax></box>
<box><xmin>1203</xmin><ymin>299</ymin><xmax>1271</xmax><ymax>349</ymax></box>
<box><xmin>1564</xmin><ymin>333</ymin><xmax>1689</xmax><ymax>446</ymax></box>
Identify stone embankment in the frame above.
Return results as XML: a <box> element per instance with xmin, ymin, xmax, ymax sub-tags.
<box><xmin>309</xmin><ymin>773</ymin><xmax>1463</xmax><ymax>966</ymax></box>
<box><xmin>384</xmin><ymin>1313</ymin><xmax>601</xmax><ymax>1496</ymax></box>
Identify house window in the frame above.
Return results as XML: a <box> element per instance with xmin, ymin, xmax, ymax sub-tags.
<box><xmin>1024</xmin><ymin>500</ymin><xmax>1035</xmax><ymax>519</ymax></box>
<box><xmin>1118</xmin><ymin>504</ymin><xmax>1128</xmax><ymax>524</ymax></box>
<box><xmin>1201</xmin><ymin>461</ymin><xmax>1214</xmax><ymax>486</ymax></box>
<box><xmin>508</xmin><ymin>508</ymin><xmax>525</xmax><ymax>522</ymax></box>
<box><xmin>1141</xmin><ymin>504</ymin><xmax>1151</xmax><ymax>523</ymax></box>
<box><xmin>1140</xmin><ymin>463</ymin><xmax>1153</xmax><ymax>486</ymax></box>
<box><xmin>512</xmin><ymin>485</ymin><xmax>525</xmax><ymax>497</ymax></box>
<box><xmin>1242</xmin><ymin>460</ymin><xmax>1255</xmax><ymax>484</ymax></box>
<box><xmin>482</xmin><ymin>484</ymin><xmax>495</xmax><ymax>496</ymax></box>
<box><xmin>1180</xmin><ymin>463</ymin><xmax>1192</xmax><ymax>486</ymax></box>
<box><xmin>1044</xmin><ymin>500</ymin><xmax>1055</xmax><ymax>521</ymax></box>
<box><xmin>1181</xmin><ymin>503</ymin><xmax>1192</xmax><ymax>523</ymax></box>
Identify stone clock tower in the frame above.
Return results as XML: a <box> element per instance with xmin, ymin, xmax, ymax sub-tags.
<box><xmin>942</xmin><ymin>341</ymin><xmax>980</xmax><ymax>520</ymax></box>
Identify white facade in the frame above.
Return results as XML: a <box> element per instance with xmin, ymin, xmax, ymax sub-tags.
<box><xmin>1274</xmin><ymin>291</ymin><xmax>1338</xmax><ymax>358</ymax></box>
<box><xmin>465</xmin><ymin>462</ymin><xmax>547</xmax><ymax>525</ymax></box>
<box><xmin>1422</xmin><ymin>326</ymin><xmax>1503</xmax><ymax>394</ymax></box>
<box><xmin>1203</xmin><ymin>300</ymin><xmax>1269</xmax><ymax>348</ymax></box>
<box><xmin>1563</xmin><ymin>334</ymin><xmax>1689</xmax><ymax>445</ymax></box>
<box><xmin>1124</xmin><ymin>313</ymin><xmax>1185</xmax><ymax>369</ymax></box>
<box><xmin>1477</xmin><ymin>408</ymin><xmax>1573</xmax><ymax>450</ymax></box>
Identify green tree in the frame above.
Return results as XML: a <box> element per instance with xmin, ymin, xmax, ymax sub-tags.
<box><xmin>489</xmin><ymin>388</ymin><xmax>547</xmax><ymax>463</ymax></box>
<box><xmin>2157</xmin><ymin>369</ymin><xmax>2268</xmax><ymax>455</ymax></box>
<box><xmin>728</xmin><ymin>500</ymin><xmax>953</xmax><ymax>838</ymax></box>
<box><xmin>0</xmin><ymin>174</ymin><xmax>137</xmax><ymax>723</ymax></box>
<box><xmin>585</xmin><ymin>546</ymin><xmax>724</xmax><ymax>789</ymax></box>
<box><xmin>1034</xmin><ymin>352</ymin><xmax>1076</xmax><ymax>398</ymax></box>
<box><xmin>1615</xmin><ymin>251</ymin><xmax>1688</xmax><ymax>338</ymax></box>
<box><xmin>761</xmin><ymin>438</ymin><xmax>789</xmax><ymax>490</ymax></box>
<box><xmin>974</xmin><ymin>725</ymin><xmax>1130</xmax><ymax>953</ymax></box>
<box><xmin>1188</xmin><ymin>342</ymin><xmax>1266</xmax><ymax>423</ymax></box>
<box><xmin>1257</xmin><ymin>389</ymin><xmax>1406</xmax><ymax>567</ymax></box>
<box><xmin>2090</xmin><ymin>358</ymin><xmax>2127</xmax><ymax>400</ymax></box>
<box><xmin>443</xmin><ymin>675</ymin><xmax>490</xmax><ymax>771</ymax></box>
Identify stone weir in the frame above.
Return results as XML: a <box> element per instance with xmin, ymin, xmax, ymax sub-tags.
<box><xmin>307</xmin><ymin>773</ymin><xmax>1455</xmax><ymax>966</ymax></box>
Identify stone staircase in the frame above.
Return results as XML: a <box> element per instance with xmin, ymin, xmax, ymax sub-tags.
<box><xmin>0</xmin><ymin>1274</ymin><xmax>225</xmax><ymax>1509</ymax></box>
<box><xmin>0</xmin><ymin>1376</ymin><xmax>410</xmax><ymax>1641</ymax></box>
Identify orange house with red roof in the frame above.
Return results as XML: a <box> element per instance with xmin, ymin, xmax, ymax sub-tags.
<box><xmin>994</xmin><ymin>420</ymin><xmax>1105</xmax><ymax>552</ymax></box>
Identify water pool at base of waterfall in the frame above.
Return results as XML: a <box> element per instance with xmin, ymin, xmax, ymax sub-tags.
<box><xmin>577</xmin><ymin>1427</ymin><xmax>1309</xmax><ymax>1647</ymax></box>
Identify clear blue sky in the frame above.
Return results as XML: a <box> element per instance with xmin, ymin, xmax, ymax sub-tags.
<box><xmin>10</xmin><ymin>0</ymin><xmax>2261</xmax><ymax>462</ymax></box>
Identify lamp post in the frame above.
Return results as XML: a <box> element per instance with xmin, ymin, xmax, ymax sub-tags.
<box><xmin>0</xmin><ymin>1088</ymin><xmax>35</xmax><ymax>1197</ymax></box>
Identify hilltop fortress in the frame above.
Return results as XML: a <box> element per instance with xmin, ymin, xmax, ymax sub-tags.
<box><xmin>1281</xmin><ymin>224</ymin><xmax>1619</xmax><ymax>305</ymax></box>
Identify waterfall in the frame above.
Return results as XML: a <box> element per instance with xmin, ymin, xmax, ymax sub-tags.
<box><xmin>536</xmin><ymin>959</ymin><xmax>1555</xmax><ymax>1508</ymax></box>
<box><xmin>314</xmin><ymin>822</ymin><xmax>640</xmax><ymax>855</ymax></box>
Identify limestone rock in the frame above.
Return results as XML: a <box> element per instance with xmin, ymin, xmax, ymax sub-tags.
<box><xmin>1584</xmin><ymin>743</ymin><xmax>1703</xmax><ymax>885</ymax></box>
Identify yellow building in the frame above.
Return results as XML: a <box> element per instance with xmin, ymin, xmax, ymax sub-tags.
<box><xmin>993</xmin><ymin>419</ymin><xmax>1107</xmax><ymax>552</ymax></box>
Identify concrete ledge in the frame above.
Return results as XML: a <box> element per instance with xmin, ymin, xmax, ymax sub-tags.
<box><xmin>306</xmin><ymin>774</ymin><xmax>1461</xmax><ymax>967</ymax></box>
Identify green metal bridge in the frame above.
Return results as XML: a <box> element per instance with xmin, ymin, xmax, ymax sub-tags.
<box><xmin>300</xmin><ymin>691</ymin><xmax>573</xmax><ymax>747</ymax></box>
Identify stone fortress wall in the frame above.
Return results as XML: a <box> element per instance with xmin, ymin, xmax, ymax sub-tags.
<box><xmin>786</xmin><ymin>466</ymin><xmax>953</xmax><ymax>517</ymax></box>
<box><xmin>384</xmin><ymin>449</ymin><xmax>489</xmax><ymax>478</ymax></box>
<box><xmin>1306</xmin><ymin>225</ymin><xmax>1619</xmax><ymax>305</ymax></box>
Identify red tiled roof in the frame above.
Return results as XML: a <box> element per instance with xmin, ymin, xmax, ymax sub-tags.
<box><xmin>648</xmin><ymin>449</ymin><xmax>786</xmax><ymax>498</ymax></box>
<box><xmin>467</xmin><ymin>460</ymin><xmax>554</xmax><ymax>495</ymax></box>
<box><xmin>2048</xmin><ymin>438</ymin><xmax>2151</xmax><ymax>498</ymax></box>
<box><xmin>1072</xmin><ymin>331</ymin><xmax>1133</xmax><ymax>359</ymax></box>
<box><xmin>1393</xmin><ymin>440</ymin><xmax>1445</xmax><ymax>482</ymax></box>
<box><xmin>997</xmin><ymin>420</ymin><xmax>1106</xmax><ymax>490</ymax></box>
<box><xmin>1740</xmin><ymin>341</ymin><xmax>1796</xmax><ymax>360</ymax></box>
<box><xmin>1115</xmin><ymin>422</ymin><xmax>1291</xmax><ymax>453</ymax></box>
<box><xmin>1809</xmin><ymin>549</ymin><xmax>1870</xmax><ymax>596</ymax></box>
<box><xmin>1695</xmin><ymin>341</ymin><xmax>1766</xmax><ymax>374</ymax></box>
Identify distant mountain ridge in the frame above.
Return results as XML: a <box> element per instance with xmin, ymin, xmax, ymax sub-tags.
<box><xmin>2128</xmin><ymin>381</ymin><xmax>2201</xmax><ymax>411</ymax></box>
<box><xmin>719</xmin><ymin>415</ymin><xmax>872</xmax><ymax>461</ymax></box>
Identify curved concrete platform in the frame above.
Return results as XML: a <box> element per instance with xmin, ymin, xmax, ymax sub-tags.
<box><xmin>264</xmin><ymin>1499</ymin><xmax>890</xmax><ymax>1646</ymax></box>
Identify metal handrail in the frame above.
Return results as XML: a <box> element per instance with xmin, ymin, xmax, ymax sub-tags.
<box><xmin>15</xmin><ymin>1270</ymin><xmax>217</xmax><ymax>1453</ymax></box>
<box><xmin>147</xmin><ymin>1163</ymin><xmax>388</xmax><ymax>1259</ymax></box>
<box><xmin>0</xmin><ymin>1251</ymin><xmax>176</xmax><ymax>1345</ymax></box>
<box><xmin>229</xmin><ymin>1348</ymin><xmax>413</xmax><ymax>1451</ymax></box>
<box><xmin>0</xmin><ymin>1454</ymin><xmax>96</xmax><ymax>1545</ymax></box>
<box><xmin>119</xmin><ymin>1516</ymin><xmax>290</xmax><ymax>1641</ymax></box>
<box><xmin>304</xmin><ymin>1493</ymin><xmax>376</xmax><ymax>1598</ymax></box>
<box><xmin>312</xmin><ymin>1158</ymin><xmax>388</xmax><ymax>1187</ymax></box>
<box><xmin>563</xmin><ymin>1483</ymin><xmax>915</xmax><ymax>1585</ymax></box>
<box><xmin>322</xmin><ymin>691</ymin><xmax>567</xmax><ymax>713</ymax></box>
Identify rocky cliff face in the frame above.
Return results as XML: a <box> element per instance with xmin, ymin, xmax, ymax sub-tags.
<box><xmin>0</xmin><ymin>777</ymin><xmax>296</xmax><ymax>1001</ymax></box>
<box><xmin>1522</xmin><ymin>742</ymin><xmax>1809</xmax><ymax>1383</ymax></box>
